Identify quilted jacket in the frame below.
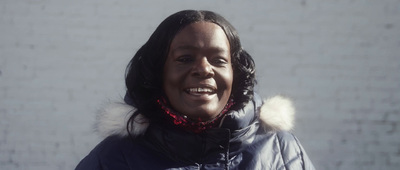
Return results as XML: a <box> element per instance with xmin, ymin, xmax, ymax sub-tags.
<box><xmin>75</xmin><ymin>94</ymin><xmax>315</xmax><ymax>170</ymax></box>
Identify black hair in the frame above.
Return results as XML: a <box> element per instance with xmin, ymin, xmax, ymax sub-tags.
<box><xmin>125</xmin><ymin>10</ymin><xmax>256</xmax><ymax>132</ymax></box>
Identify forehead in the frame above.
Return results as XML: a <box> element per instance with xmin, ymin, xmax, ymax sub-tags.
<box><xmin>169</xmin><ymin>21</ymin><xmax>230</xmax><ymax>53</ymax></box>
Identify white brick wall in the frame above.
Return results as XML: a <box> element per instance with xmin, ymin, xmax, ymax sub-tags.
<box><xmin>1</xmin><ymin>0</ymin><xmax>399</xmax><ymax>169</ymax></box>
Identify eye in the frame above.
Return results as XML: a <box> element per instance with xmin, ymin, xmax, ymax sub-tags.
<box><xmin>176</xmin><ymin>55</ymin><xmax>194</xmax><ymax>63</ymax></box>
<box><xmin>211</xmin><ymin>57</ymin><xmax>228</xmax><ymax>66</ymax></box>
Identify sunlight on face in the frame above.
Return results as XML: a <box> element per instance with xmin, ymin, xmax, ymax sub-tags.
<box><xmin>163</xmin><ymin>22</ymin><xmax>233</xmax><ymax>121</ymax></box>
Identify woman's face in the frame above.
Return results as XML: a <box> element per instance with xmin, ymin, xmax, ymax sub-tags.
<box><xmin>163</xmin><ymin>21</ymin><xmax>233</xmax><ymax>121</ymax></box>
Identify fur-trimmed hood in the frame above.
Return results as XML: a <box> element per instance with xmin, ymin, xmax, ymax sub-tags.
<box><xmin>95</xmin><ymin>95</ymin><xmax>295</xmax><ymax>138</ymax></box>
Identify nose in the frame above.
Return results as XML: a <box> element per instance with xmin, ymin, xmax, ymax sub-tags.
<box><xmin>191</xmin><ymin>57</ymin><xmax>214</xmax><ymax>78</ymax></box>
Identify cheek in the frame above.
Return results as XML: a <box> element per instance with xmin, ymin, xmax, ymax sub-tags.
<box><xmin>220</xmin><ymin>67</ymin><xmax>234</xmax><ymax>94</ymax></box>
<box><xmin>227</xmin><ymin>66</ymin><xmax>234</xmax><ymax>88</ymax></box>
<box><xmin>163</xmin><ymin>64</ymin><xmax>186</xmax><ymax>95</ymax></box>
<box><xmin>163</xmin><ymin>64</ymin><xmax>175</xmax><ymax>93</ymax></box>
<box><xmin>165</xmin><ymin>68</ymin><xmax>184</xmax><ymax>83</ymax></box>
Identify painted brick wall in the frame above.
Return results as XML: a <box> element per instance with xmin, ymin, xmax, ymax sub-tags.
<box><xmin>1</xmin><ymin>0</ymin><xmax>399</xmax><ymax>169</ymax></box>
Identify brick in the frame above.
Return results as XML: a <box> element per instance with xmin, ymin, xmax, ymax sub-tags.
<box><xmin>2</xmin><ymin>0</ymin><xmax>400</xmax><ymax>170</ymax></box>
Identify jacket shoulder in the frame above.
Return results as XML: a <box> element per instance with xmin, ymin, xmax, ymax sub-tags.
<box><xmin>76</xmin><ymin>136</ymin><xmax>179</xmax><ymax>170</ymax></box>
<box><xmin>75</xmin><ymin>136</ymin><xmax>133</xmax><ymax>170</ymax></box>
<box><xmin>273</xmin><ymin>131</ymin><xmax>315</xmax><ymax>170</ymax></box>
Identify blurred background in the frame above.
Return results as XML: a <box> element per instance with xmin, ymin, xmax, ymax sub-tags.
<box><xmin>1</xmin><ymin>0</ymin><xmax>399</xmax><ymax>169</ymax></box>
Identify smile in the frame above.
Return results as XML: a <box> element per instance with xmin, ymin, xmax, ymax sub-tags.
<box><xmin>185</xmin><ymin>87</ymin><xmax>216</xmax><ymax>94</ymax></box>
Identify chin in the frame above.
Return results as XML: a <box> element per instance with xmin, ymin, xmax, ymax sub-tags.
<box><xmin>187</xmin><ymin>108</ymin><xmax>220</xmax><ymax>121</ymax></box>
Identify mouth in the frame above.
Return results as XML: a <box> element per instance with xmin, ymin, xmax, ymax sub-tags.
<box><xmin>184</xmin><ymin>86</ymin><xmax>217</xmax><ymax>95</ymax></box>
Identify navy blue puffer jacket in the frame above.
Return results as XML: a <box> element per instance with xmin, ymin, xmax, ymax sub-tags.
<box><xmin>76</xmin><ymin>95</ymin><xmax>315</xmax><ymax>170</ymax></box>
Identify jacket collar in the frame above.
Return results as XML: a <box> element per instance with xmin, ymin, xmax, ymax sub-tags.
<box><xmin>95</xmin><ymin>95</ymin><xmax>295</xmax><ymax>138</ymax></box>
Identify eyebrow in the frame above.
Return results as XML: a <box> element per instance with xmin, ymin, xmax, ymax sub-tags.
<box><xmin>171</xmin><ymin>45</ymin><xmax>228</xmax><ymax>54</ymax></box>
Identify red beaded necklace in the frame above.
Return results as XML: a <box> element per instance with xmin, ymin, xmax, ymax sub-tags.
<box><xmin>157</xmin><ymin>97</ymin><xmax>234</xmax><ymax>133</ymax></box>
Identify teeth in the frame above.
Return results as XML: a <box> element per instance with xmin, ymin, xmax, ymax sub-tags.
<box><xmin>188</xmin><ymin>88</ymin><xmax>213</xmax><ymax>93</ymax></box>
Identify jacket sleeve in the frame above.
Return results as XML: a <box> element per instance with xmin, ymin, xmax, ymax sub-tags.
<box><xmin>277</xmin><ymin>131</ymin><xmax>315</xmax><ymax>170</ymax></box>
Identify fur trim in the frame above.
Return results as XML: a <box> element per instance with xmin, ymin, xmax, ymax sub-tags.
<box><xmin>259</xmin><ymin>96</ymin><xmax>295</xmax><ymax>131</ymax></box>
<box><xmin>96</xmin><ymin>102</ymin><xmax>149</xmax><ymax>138</ymax></box>
<box><xmin>95</xmin><ymin>95</ymin><xmax>294</xmax><ymax>137</ymax></box>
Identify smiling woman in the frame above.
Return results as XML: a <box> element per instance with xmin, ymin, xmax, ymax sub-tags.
<box><xmin>163</xmin><ymin>22</ymin><xmax>233</xmax><ymax>121</ymax></box>
<box><xmin>75</xmin><ymin>10</ymin><xmax>315</xmax><ymax>170</ymax></box>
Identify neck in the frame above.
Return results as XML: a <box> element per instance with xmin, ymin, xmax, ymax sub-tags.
<box><xmin>157</xmin><ymin>97</ymin><xmax>234</xmax><ymax>133</ymax></box>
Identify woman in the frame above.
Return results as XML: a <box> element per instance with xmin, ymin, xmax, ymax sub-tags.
<box><xmin>76</xmin><ymin>10</ymin><xmax>315</xmax><ymax>170</ymax></box>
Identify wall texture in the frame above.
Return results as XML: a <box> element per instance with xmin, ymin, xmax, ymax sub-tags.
<box><xmin>1</xmin><ymin>0</ymin><xmax>399</xmax><ymax>169</ymax></box>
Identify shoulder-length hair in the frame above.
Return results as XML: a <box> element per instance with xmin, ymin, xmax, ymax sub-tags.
<box><xmin>125</xmin><ymin>10</ymin><xmax>256</xmax><ymax>125</ymax></box>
